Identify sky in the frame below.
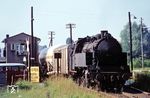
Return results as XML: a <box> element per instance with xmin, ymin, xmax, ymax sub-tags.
<box><xmin>0</xmin><ymin>0</ymin><xmax>150</xmax><ymax>47</ymax></box>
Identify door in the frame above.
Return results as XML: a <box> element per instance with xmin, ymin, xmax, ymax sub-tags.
<box><xmin>0</xmin><ymin>67</ymin><xmax>6</xmax><ymax>85</ymax></box>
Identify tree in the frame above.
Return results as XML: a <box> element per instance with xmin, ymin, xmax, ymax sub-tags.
<box><xmin>132</xmin><ymin>22</ymin><xmax>141</xmax><ymax>57</ymax></box>
<box><xmin>120</xmin><ymin>23</ymin><xmax>130</xmax><ymax>53</ymax></box>
<box><xmin>120</xmin><ymin>21</ymin><xmax>150</xmax><ymax>58</ymax></box>
<box><xmin>143</xmin><ymin>28</ymin><xmax>150</xmax><ymax>58</ymax></box>
<box><xmin>120</xmin><ymin>22</ymin><xmax>140</xmax><ymax>57</ymax></box>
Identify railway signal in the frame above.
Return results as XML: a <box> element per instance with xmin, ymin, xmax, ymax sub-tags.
<box><xmin>128</xmin><ymin>12</ymin><xmax>145</xmax><ymax>70</ymax></box>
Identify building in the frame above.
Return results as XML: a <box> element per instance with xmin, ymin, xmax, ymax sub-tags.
<box><xmin>0</xmin><ymin>48</ymin><xmax>6</xmax><ymax>63</ymax></box>
<box><xmin>2</xmin><ymin>32</ymin><xmax>40</xmax><ymax>65</ymax></box>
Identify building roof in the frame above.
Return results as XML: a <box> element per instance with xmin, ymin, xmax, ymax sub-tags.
<box><xmin>0</xmin><ymin>63</ymin><xmax>25</xmax><ymax>67</ymax></box>
<box><xmin>2</xmin><ymin>32</ymin><xmax>41</xmax><ymax>43</ymax></box>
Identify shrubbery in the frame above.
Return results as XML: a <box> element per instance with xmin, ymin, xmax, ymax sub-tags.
<box><xmin>133</xmin><ymin>58</ymin><xmax>141</xmax><ymax>68</ymax></box>
<box><xmin>133</xmin><ymin>72</ymin><xmax>150</xmax><ymax>92</ymax></box>
<box><xmin>144</xmin><ymin>59</ymin><xmax>150</xmax><ymax>67</ymax></box>
<box><xmin>133</xmin><ymin>58</ymin><xmax>150</xmax><ymax>68</ymax></box>
<box><xmin>15</xmin><ymin>80</ymin><xmax>32</xmax><ymax>90</ymax></box>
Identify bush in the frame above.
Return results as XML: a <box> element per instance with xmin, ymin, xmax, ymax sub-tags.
<box><xmin>15</xmin><ymin>80</ymin><xmax>32</xmax><ymax>90</ymax></box>
<box><xmin>144</xmin><ymin>59</ymin><xmax>150</xmax><ymax>67</ymax></box>
<box><xmin>133</xmin><ymin>58</ymin><xmax>150</xmax><ymax>68</ymax></box>
<box><xmin>133</xmin><ymin>72</ymin><xmax>150</xmax><ymax>92</ymax></box>
<box><xmin>133</xmin><ymin>58</ymin><xmax>141</xmax><ymax>68</ymax></box>
<box><xmin>43</xmin><ymin>80</ymin><xmax>49</xmax><ymax>87</ymax></box>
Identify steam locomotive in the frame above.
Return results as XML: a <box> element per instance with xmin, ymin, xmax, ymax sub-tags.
<box><xmin>39</xmin><ymin>30</ymin><xmax>131</xmax><ymax>92</ymax></box>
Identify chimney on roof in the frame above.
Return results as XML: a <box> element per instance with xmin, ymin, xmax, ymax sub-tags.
<box><xmin>6</xmin><ymin>34</ymin><xmax>9</xmax><ymax>38</ymax></box>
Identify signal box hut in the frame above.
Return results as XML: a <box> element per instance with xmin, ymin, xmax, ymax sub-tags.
<box><xmin>2</xmin><ymin>32</ymin><xmax>40</xmax><ymax>65</ymax></box>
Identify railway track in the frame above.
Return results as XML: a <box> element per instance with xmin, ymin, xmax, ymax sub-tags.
<box><xmin>105</xmin><ymin>86</ymin><xmax>150</xmax><ymax>98</ymax></box>
<box><xmin>58</xmin><ymin>76</ymin><xmax>150</xmax><ymax>98</ymax></box>
<box><xmin>122</xmin><ymin>86</ymin><xmax>150</xmax><ymax>98</ymax></box>
<box><xmin>83</xmin><ymin>86</ymin><xmax>150</xmax><ymax>98</ymax></box>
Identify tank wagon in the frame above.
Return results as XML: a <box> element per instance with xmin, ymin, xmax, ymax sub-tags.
<box><xmin>39</xmin><ymin>30</ymin><xmax>131</xmax><ymax>92</ymax></box>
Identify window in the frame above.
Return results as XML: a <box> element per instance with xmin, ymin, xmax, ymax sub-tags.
<box><xmin>16</xmin><ymin>44</ymin><xmax>20</xmax><ymax>53</ymax></box>
<box><xmin>20</xmin><ymin>44</ymin><xmax>26</xmax><ymax>53</ymax></box>
<box><xmin>10</xmin><ymin>44</ymin><xmax>16</xmax><ymax>51</ymax></box>
<box><xmin>16</xmin><ymin>44</ymin><xmax>26</xmax><ymax>55</ymax></box>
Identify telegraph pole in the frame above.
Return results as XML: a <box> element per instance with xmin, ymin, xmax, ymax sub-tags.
<box><xmin>128</xmin><ymin>12</ymin><xmax>133</xmax><ymax>71</ymax></box>
<box><xmin>31</xmin><ymin>6</ymin><xmax>34</xmax><ymax>62</ymax></box>
<box><xmin>29</xmin><ymin>6</ymin><xmax>34</xmax><ymax>81</ymax></box>
<box><xmin>140</xmin><ymin>17</ymin><xmax>144</xmax><ymax>69</ymax></box>
<box><xmin>66</xmin><ymin>23</ymin><xmax>76</xmax><ymax>44</ymax></box>
<box><xmin>66</xmin><ymin>23</ymin><xmax>76</xmax><ymax>70</ymax></box>
<box><xmin>48</xmin><ymin>31</ymin><xmax>55</xmax><ymax>47</ymax></box>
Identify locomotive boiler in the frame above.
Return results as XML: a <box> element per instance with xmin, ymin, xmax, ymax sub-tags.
<box><xmin>39</xmin><ymin>30</ymin><xmax>131</xmax><ymax>92</ymax></box>
<box><xmin>72</xmin><ymin>30</ymin><xmax>130</xmax><ymax>92</ymax></box>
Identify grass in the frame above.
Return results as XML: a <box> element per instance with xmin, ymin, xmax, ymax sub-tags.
<box><xmin>0</xmin><ymin>76</ymin><xmax>106</xmax><ymax>98</ymax></box>
<box><xmin>133</xmin><ymin>67</ymin><xmax>150</xmax><ymax>71</ymax></box>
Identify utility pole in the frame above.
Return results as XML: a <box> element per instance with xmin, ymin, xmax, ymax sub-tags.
<box><xmin>66</xmin><ymin>23</ymin><xmax>76</xmax><ymax>70</ymax></box>
<box><xmin>48</xmin><ymin>31</ymin><xmax>55</xmax><ymax>47</ymax></box>
<box><xmin>26</xmin><ymin>37</ymin><xmax>30</xmax><ymax>81</ymax></box>
<box><xmin>140</xmin><ymin>17</ymin><xmax>144</xmax><ymax>69</ymax></box>
<box><xmin>128</xmin><ymin>12</ymin><xmax>133</xmax><ymax>71</ymax></box>
<box><xmin>29</xmin><ymin>6</ymin><xmax>34</xmax><ymax>81</ymax></box>
<box><xmin>66</xmin><ymin>23</ymin><xmax>76</xmax><ymax>45</ymax></box>
<box><xmin>31</xmin><ymin>6</ymin><xmax>34</xmax><ymax>62</ymax></box>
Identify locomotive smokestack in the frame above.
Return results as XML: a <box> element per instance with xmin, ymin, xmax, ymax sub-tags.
<box><xmin>101</xmin><ymin>30</ymin><xmax>108</xmax><ymax>38</ymax></box>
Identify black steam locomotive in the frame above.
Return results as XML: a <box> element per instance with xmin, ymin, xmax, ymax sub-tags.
<box><xmin>39</xmin><ymin>30</ymin><xmax>131</xmax><ymax>92</ymax></box>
